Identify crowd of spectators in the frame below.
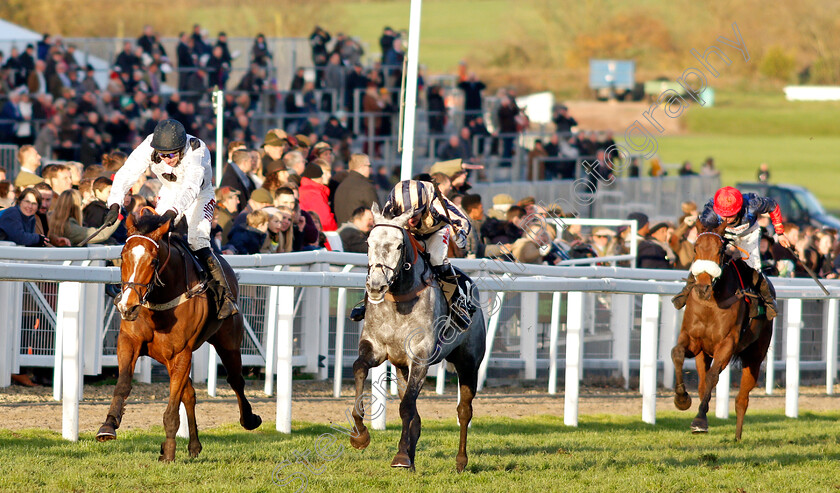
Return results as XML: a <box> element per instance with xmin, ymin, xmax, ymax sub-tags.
<box><xmin>3</xmin><ymin>132</ymin><xmax>829</xmax><ymax>281</ymax></box>
<box><xmin>0</xmin><ymin>23</ymin><xmax>652</xmax><ymax>181</ymax></box>
<box><xmin>0</xmin><ymin>129</ymin><xmax>394</xmax><ymax>257</ymax></box>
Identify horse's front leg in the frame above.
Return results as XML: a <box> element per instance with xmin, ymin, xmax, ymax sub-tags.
<box><xmin>97</xmin><ymin>332</ymin><xmax>141</xmax><ymax>441</ymax></box>
<box><xmin>350</xmin><ymin>340</ymin><xmax>379</xmax><ymax>450</ymax></box>
<box><xmin>392</xmin><ymin>364</ymin><xmax>428</xmax><ymax>471</ymax></box>
<box><xmin>671</xmin><ymin>331</ymin><xmax>693</xmax><ymax>411</ymax></box>
<box><xmin>160</xmin><ymin>350</ymin><xmax>193</xmax><ymax>461</ymax></box>
<box><xmin>692</xmin><ymin>338</ymin><xmax>735</xmax><ymax>434</ymax></box>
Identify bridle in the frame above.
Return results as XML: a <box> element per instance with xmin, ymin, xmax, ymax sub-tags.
<box><xmin>367</xmin><ymin>224</ymin><xmax>411</xmax><ymax>288</ymax></box>
<box><xmin>121</xmin><ymin>234</ymin><xmax>169</xmax><ymax>306</ymax></box>
<box><xmin>694</xmin><ymin>231</ymin><xmax>728</xmax><ymax>286</ymax></box>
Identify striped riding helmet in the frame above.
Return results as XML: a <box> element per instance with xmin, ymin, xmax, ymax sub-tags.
<box><xmin>387</xmin><ymin>180</ymin><xmax>432</xmax><ymax>217</ymax></box>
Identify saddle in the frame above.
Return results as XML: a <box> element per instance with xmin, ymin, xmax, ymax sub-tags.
<box><xmin>167</xmin><ymin>234</ymin><xmax>206</xmax><ymax>275</ymax></box>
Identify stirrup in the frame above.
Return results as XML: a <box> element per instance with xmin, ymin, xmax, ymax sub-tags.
<box><xmin>217</xmin><ymin>294</ymin><xmax>238</xmax><ymax>319</ymax></box>
<box><xmin>448</xmin><ymin>299</ymin><xmax>472</xmax><ymax>332</ymax></box>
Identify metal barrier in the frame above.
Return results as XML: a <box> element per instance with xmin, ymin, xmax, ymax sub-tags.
<box><xmin>469</xmin><ymin>174</ymin><xmax>722</xmax><ymax>221</ymax></box>
<box><xmin>0</xmin><ymin>144</ymin><xmax>18</xmax><ymax>179</ymax></box>
<box><xmin>0</xmin><ymin>247</ymin><xmax>837</xmax><ymax>440</ymax></box>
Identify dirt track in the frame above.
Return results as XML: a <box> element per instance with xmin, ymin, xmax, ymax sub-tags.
<box><xmin>2</xmin><ymin>380</ymin><xmax>839</xmax><ymax>433</ymax></box>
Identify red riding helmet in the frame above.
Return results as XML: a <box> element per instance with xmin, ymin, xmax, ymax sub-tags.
<box><xmin>713</xmin><ymin>186</ymin><xmax>743</xmax><ymax>217</ymax></box>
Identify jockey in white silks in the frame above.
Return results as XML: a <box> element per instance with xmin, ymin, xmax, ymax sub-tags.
<box><xmin>672</xmin><ymin>186</ymin><xmax>791</xmax><ymax>320</ymax></box>
<box><xmin>351</xmin><ymin>179</ymin><xmax>475</xmax><ymax>331</ymax></box>
<box><xmin>102</xmin><ymin>119</ymin><xmax>237</xmax><ymax>319</ymax></box>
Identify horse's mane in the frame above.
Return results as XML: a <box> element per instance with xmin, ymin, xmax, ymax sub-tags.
<box><xmin>132</xmin><ymin>212</ymin><xmax>170</xmax><ymax>235</ymax></box>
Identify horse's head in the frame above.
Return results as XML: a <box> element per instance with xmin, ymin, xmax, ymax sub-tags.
<box><xmin>690</xmin><ymin>224</ymin><xmax>726</xmax><ymax>300</ymax></box>
<box><xmin>117</xmin><ymin>207</ymin><xmax>171</xmax><ymax>321</ymax></box>
<box><xmin>365</xmin><ymin>202</ymin><xmax>413</xmax><ymax>302</ymax></box>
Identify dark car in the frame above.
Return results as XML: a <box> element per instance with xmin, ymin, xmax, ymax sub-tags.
<box><xmin>736</xmin><ymin>182</ymin><xmax>840</xmax><ymax>230</ymax></box>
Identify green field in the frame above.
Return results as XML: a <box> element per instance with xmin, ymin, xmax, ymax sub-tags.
<box><xmin>650</xmin><ymin>91</ymin><xmax>840</xmax><ymax>212</ymax></box>
<box><xmin>336</xmin><ymin>0</ymin><xmax>538</xmax><ymax>72</ymax></box>
<box><xmin>4</xmin><ymin>412</ymin><xmax>840</xmax><ymax>492</ymax></box>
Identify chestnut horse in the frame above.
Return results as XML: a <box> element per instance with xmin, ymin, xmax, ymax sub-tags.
<box><xmin>96</xmin><ymin>208</ymin><xmax>261</xmax><ymax>460</ymax></box>
<box><xmin>671</xmin><ymin>223</ymin><xmax>773</xmax><ymax>440</ymax></box>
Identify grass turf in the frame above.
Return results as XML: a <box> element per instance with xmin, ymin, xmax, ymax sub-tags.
<box><xmin>646</xmin><ymin>90</ymin><xmax>840</xmax><ymax>213</ymax></box>
<box><xmin>3</xmin><ymin>412</ymin><xmax>840</xmax><ymax>492</ymax></box>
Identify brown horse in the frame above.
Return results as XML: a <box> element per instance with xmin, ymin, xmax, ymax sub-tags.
<box><xmin>671</xmin><ymin>223</ymin><xmax>773</xmax><ymax>440</ymax></box>
<box><xmin>96</xmin><ymin>208</ymin><xmax>261</xmax><ymax>460</ymax></box>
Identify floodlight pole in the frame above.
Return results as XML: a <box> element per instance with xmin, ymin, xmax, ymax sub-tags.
<box><xmin>400</xmin><ymin>0</ymin><xmax>423</xmax><ymax>181</ymax></box>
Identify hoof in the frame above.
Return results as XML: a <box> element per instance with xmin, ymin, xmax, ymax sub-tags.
<box><xmin>674</xmin><ymin>393</ymin><xmax>692</xmax><ymax>411</ymax></box>
<box><xmin>391</xmin><ymin>453</ymin><xmax>414</xmax><ymax>470</ymax></box>
<box><xmin>242</xmin><ymin>414</ymin><xmax>262</xmax><ymax>431</ymax></box>
<box><xmin>350</xmin><ymin>428</ymin><xmax>370</xmax><ymax>450</ymax></box>
<box><xmin>96</xmin><ymin>423</ymin><xmax>117</xmax><ymax>442</ymax></box>
<box><xmin>188</xmin><ymin>441</ymin><xmax>202</xmax><ymax>458</ymax></box>
<box><xmin>456</xmin><ymin>457</ymin><xmax>468</xmax><ymax>473</ymax></box>
<box><xmin>159</xmin><ymin>440</ymin><xmax>176</xmax><ymax>462</ymax></box>
<box><xmin>690</xmin><ymin>418</ymin><xmax>708</xmax><ymax>434</ymax></box>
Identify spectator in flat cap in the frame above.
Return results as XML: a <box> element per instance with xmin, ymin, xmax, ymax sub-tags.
<box><xmin>261</xmin><ymin>159</ymin><xmax>289</xmax><ymax>194</ymax></box>
<box><xmin>487</xmin><ymin>193</ymin><xmax>514</xmax><ymax>220</ymax></box>
<box><xmin>333</xmin><ymin>153</ymin><xmax>379</xmax><ymax>226</ymax></box>
<box><xmin>637</xmin><ymin>222</ymin><xmax>675</xmax><ymax>269</ymax></box>
<box><xmin>429</xmin><ymin>158</ymin><xmax>463</xmax><ymax>178</ymax></box>
<box><xmin>299</xmin><ymin>162</ymin><xmax>337</xmax><ymax>231</ymax></box>
<box><xmin>261</xmin><ymin>129</ymin><xmax>287</xmax><ymax>174</ymax></box>
<box><xmin>227</xmin><ymin>186</ymin><xmax>274</xmax><ymax>240</ymax></box>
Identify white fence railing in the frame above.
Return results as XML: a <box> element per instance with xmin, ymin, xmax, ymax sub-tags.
<box><xmin>0</xmin><ymin>246</ymin><xmax>837</xmax><ymax>441</ymax></box>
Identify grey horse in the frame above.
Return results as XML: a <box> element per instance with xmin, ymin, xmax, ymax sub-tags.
<box><xmin>349</xmin><ymin>202</ymin><xmax>486</xmax><ymax>472</ymax></box>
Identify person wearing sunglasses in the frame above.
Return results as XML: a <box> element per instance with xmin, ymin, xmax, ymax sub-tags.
<box><xmin>103</xmin><ymin>118</ymin><xmax>238</xmax><ymax>319</ymax></box>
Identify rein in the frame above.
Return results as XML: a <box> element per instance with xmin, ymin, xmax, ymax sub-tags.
<box><xmin>121</xmin><ymin>235</ymin><xmax>163</xmax><ymax>306</ymax></box>
<box><xmin>368</xmin><ymin>223</ymin><xmax>431</xmax><ymax>302</ymax></box>
<box><xmin>693</xmin><ymin>231</ymin><xmax>759</xmax><ymax>307</ymax></box>
<box><xmin>120</xmin><ymin>233</ymin><xmax>206</xmax><ymax>311</ymax></box>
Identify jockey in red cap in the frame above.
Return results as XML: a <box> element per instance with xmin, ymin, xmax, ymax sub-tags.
<box><xmin>672</xmin><ymin>186</ymin><xmax>791</xmax><ymax>319</ymax></box>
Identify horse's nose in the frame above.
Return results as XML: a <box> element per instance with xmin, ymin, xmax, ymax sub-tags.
<box><xmin>697</xmin><ymin>284</ymin><xmax>712</xmax><ymax>300</ymax></box>
<box><xmin>118</xmin><ymin>302</ymin><xmax>140</xmax><ymax>321</ymax></box>
<box><xmin>366</xmin><ymin>282</ymin><xmax>387</xmax><ymax>301</ymax></box>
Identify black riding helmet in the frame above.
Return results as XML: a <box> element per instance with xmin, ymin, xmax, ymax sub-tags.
<box><xmin>150</xmin><ymin>119</ymin><xmax>187</xmax><ymax>152</ymax></box>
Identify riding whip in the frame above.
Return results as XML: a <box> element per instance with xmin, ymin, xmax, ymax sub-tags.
<box><xmin>786</xmin><ymin>246</ymin><xmax>830</xmax><ymax>296</ymax></box>
<box><xmin>78</xmin><ymin>222</ymin><xmax>112</xmax><ymax>247</ymax></box>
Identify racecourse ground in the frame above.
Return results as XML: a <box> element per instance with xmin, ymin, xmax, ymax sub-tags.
<box><xmin>2</xmin><ymin>381</ymin><xmax>840</xmax><ymax>492</ymax></box>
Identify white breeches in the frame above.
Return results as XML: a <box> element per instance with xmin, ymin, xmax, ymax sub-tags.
<box><xmin>156</xmin><ymin>187</ymin><xmax>215</xmax><ymax>251</ymax></box>
<box><xmin>728</xmin><ymin>227</ymin><xmax>761</xmax><ymax>271</ymax></box>
<box><xmin>422</xmin><ymin>227</ymin><xmax>450</xmax><ymax>267</ymax></box>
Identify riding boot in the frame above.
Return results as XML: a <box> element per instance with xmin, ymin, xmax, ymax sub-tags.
<box><xmin>432</xmin><ymin>263</ymin><xmax>474</xmax><ymax>332</ymax></box>
<box><xmin>350</xmin><ymin>297</ymin><xmax>366</xmax><ymax>321</ymax></box>
<box><xmin>754</xmin><ymin>270</ymin><xmax>777</xmax><ymax>320</ymax></box>
<box><xmin>196</xmin><ymin>247</ymin><xmax>239</xmax><ymax>319</ymax></box>
<box><xmin>672</xmin><ymin>273</ymin><xmax>696</xmax><ymax>310</ymax></box>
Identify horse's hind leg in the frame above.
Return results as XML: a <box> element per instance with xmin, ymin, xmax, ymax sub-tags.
<box><xmin>735</xmin><ymin>321</ymin><xmax>773</xmax><ymax>441</ymax></box>
<box><xmin>97</xmin><ymin>332</ymin><xmax>141</xmax><ymax>441</ymax></box>
<box><xmin>452</xmin><ymin>356</ymin><xmax>479</xmax><ymax>473</ymax></box>
<box><xmin>182</xmin><ymin>377</ymin><xmax>202</xmax><ymax>457</ymax></box>
<box><xmin>392</xmin><ymin>364</ymin><xmax>429</xmax><ymax>471</ymax></box>
<box><xmin>671</xmin><ymin>332</ymin><xmax>693</xmax><ymax>411</ymax></box>
<box><xmin>350</xmin><ymin>340</ymin><xmax>380</xmax><ymax>450</ymax></box>
<box><xmin>160</xmin><ymin>350</ymin><xmax>193</xmax><ymax>461</ymax></box>
<box><xmin>210</xmin><ymin>319</ymin><xmax>262</xmax><ymax>431</ymax></box>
